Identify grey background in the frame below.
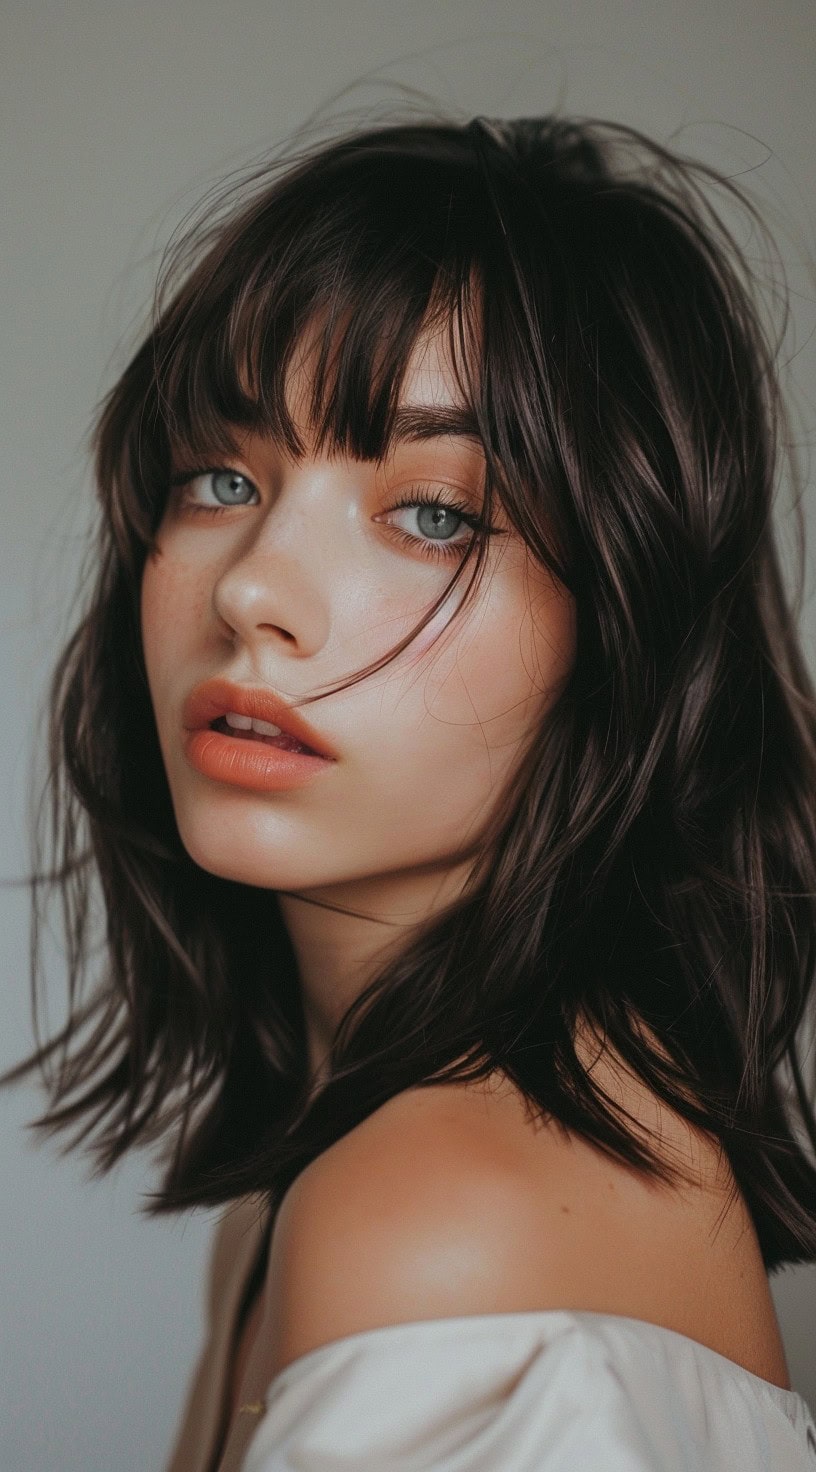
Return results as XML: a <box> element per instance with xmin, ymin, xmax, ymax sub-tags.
<box><xmin>2</xmin><ymin>2</ymin><xmax>815</xmax><ymax>1468</ymax></box>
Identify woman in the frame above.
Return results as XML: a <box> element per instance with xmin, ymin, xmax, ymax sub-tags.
<box><xmin>4</xmin><ymin>111</ymin><xmax>816</xmax><ymax>1468</ymax></box>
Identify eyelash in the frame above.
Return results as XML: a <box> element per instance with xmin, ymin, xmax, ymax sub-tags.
<box><xmin>168</xmin><ymin>468</ymin><xmax>495</xmax><ymax>562</ymax></box>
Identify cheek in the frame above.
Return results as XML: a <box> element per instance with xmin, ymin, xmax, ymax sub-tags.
<box><xmin>411</xmin><ymin>557</ymin><xmax>576</xmax><ymax>752</ymax></box>
<box><xmin>351</xmin><ymin>573</ymin><xmax>574</xmax><ymax>865</ymax></box>
<box><xmin>140</xmin><ymin>549</ymin><xmax>209</xmax><ymax>690</ymax></box>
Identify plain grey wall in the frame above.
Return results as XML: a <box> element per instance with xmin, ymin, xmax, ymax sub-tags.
<box><xmin>2</xmin><ymin>2</ymin><xmax>815</xmax><ymax>1468</ymax></box>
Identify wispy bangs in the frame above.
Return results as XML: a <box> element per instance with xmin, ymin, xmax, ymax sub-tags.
<box><xmin>149</xmin><ymin>143</ymin><xmax>491</xmax><ymax>476</ymax></box>
<box><xmin>126</xmin><ymin>125</ymin><xmax>573</xmax><ymax>602</ymax></box>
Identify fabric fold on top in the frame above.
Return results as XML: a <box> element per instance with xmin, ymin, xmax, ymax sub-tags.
<box><xmin>239</xmin><ymin>1308</ymin><xmax>816</xmax><ymax>1472</ymax></box>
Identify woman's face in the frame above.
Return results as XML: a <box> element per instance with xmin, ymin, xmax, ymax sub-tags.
<box><xmin>140</xmin><ymin>320</ymin><xmax>575</xmax><ymax>897</ymax></box>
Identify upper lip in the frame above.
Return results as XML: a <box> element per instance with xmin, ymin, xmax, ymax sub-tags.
<box><xmin>182</xmin><ymin>676</ymin><xmax>338</xmax><ymax>759</ymax></box>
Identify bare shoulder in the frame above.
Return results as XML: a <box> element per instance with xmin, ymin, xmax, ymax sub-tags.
<box><xmin>262</xmin><ymin>1072</ymin><xmax>543</xmax><ymax>1377</ymax></box>
<box><xmin>260</xmin><ymin>1052</ymin><xmax>788</xmax><ymax>1387</ymax></box>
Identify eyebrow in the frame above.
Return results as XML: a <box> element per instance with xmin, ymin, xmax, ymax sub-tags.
<box><xmin>167</xmin><ymin>405</ymin><xmax>484</xmax><ymax>475</ymax></box>
<box><xmin>387</xmin><ymin>405</ymin><xmax>483</xmax><ymax>445</ymax></box>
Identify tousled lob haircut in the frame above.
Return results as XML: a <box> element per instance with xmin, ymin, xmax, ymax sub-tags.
<box><xmin>4</xmin><ymin>111</ymin><xmax>816</xmax><ymax>1272</ymax></box>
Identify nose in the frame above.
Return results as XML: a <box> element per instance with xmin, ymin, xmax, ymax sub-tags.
<box><xmin>211</xmin><ymin>469</ymin><xmax>334</xmax><ymax>658</ymax></box>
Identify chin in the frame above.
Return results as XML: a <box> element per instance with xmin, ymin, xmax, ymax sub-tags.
<box><xmin>172</xmin><ymin>814</ymin><xmax>339</xmax><ymax>891</ymax></box>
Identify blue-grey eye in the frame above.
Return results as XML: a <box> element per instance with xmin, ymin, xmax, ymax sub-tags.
<box><xmin>415</xmin><ymin>504</ymin><xmax>462</xmax><ymax>540</ymax></box>
<box><xmin>211</xmin><ymin>470</ymin><xmax>253</xmax><ymax>504</ymax></box>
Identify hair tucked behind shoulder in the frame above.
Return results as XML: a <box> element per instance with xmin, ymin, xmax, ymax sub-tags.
<box><xmin>3</xmin><ymin>108</ymin><xmax>816</xmax><ymax>1273</ymax></box>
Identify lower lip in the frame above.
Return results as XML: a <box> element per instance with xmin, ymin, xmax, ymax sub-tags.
<box><xmin>182</xmin><ymin>728</ymin><xmax>335</xmax><ymax>792</ymax></box>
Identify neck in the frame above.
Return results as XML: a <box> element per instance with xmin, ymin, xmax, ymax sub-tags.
<box><xmin>276</xmin><ymin>861</ymin><xmax>473</xmax><ymax>1086</ymax></box>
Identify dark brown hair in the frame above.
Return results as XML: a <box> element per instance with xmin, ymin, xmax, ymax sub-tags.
<box><xmin>4</xmin><ymin>111</ymin><xmax>816</xmax><ymax>1272</ymax></box>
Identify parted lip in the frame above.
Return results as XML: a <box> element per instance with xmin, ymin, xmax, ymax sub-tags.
<box><xmin>181</xmin><ymin>676</ymin><xmax>338</xmax><ymax>759</ymax></box>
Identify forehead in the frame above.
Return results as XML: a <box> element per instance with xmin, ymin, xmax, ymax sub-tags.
<box><xmin>282</xmin><ymin>307</ymin><xmax>478</xmax><ymax>439</ymax></box>
<box><xmin>167</xmin><ymin>283</ymin><xmax>486</xmax><ymax>473</ymax></box>
<box><xmin>398</xmin><ymin>317</ymin><xmax>470</xmax><ymax>410</ymax></box>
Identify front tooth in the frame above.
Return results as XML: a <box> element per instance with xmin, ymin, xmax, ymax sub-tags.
<box><xmin>225</xmin><ymin>711</ymin><xmax>252</xmax><ymax>730</ymax></box>
<box><xmin>251</xmin><ymin>718</ymin><xmax>283</xmax><ymax>737</ymax></box>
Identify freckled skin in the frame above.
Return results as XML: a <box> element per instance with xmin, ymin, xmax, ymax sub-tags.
<box><xmin>141</xmin><ymin>321</ymin><xmax>576</xmax><ymax>1073</ymax></box>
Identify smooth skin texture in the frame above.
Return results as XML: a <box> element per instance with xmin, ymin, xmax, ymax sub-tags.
<box><xmin>251</xmin><ymin>1055</ymin><xmax>790</xmax><ymax>1397</ymax></box>
<box><xmin>141</xmin><ymin>320</ymin><xmax>791</xmax><ymax>1436</ymax></box>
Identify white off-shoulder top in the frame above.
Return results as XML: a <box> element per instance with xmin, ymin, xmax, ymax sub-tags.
<box><xmin>162</xmin><ymin>1197</ymin><xmax>816</xmax><ymax>1472</ymax></box>
<box><xmin>239</xmin><ymin>1309</ymin><xmax>816</xmax><ymax>1472</ymax></box>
